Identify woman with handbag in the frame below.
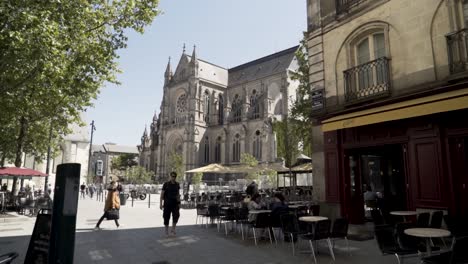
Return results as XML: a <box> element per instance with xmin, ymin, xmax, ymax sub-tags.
<box><xmin>94</xmin><ymin>181</ymin><xmax>120</xmax><ymax>230</ymax></box>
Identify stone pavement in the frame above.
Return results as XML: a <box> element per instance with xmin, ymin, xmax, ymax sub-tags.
<box><xmin>0</xmin><ymin>196</ymin><xmax>421</xmax><ymax>264</ymax></box>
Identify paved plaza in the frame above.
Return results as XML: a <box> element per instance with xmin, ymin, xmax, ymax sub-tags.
<box><xmin>0</xmin><ymin>196</ymin><xmax>417</xmax><ymax>264</ymax></box>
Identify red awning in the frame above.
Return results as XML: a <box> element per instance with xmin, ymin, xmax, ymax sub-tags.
<box><xmin>0</xmin><ymin>167</ymin><xmax>47</xmax><ymax>177</ymax></box>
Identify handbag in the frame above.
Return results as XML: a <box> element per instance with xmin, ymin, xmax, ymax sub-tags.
<box><xmin>106</xmin><ymin>208</ymin><xmax>120</xmax><ymax>220</ymax></box>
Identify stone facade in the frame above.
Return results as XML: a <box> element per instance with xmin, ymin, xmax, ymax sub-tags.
<box><xmin>306</xmin><ymin>0</ymin><xmax>468</xmax><ymax>219</ymax></box>
<box><xmin>138</xmin><ymin>46</ymin><xmax>299</xmax><ymax>182</ymax></box>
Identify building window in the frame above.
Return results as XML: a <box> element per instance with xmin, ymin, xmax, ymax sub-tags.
<box><xmin>218</xmin><ymin>94</ymin><xmax>224</xmax><ymax>125</ymax></box>
<box><xmin>232</xmin><ymin>134</ymin><xmax>240</xmax><ymax>162</ymax></box>
<box><xmin>203</xmin><ymin>91</ymin><xmax>210</xmax><ymax>123</ymax></box>
<box><xmin>214</xmin><ymin>136</ymin><xmax>222</xmax><ymax>163</ymax></box>
<box><xmin>204</xmin><ymin>137</ymin><xmax>210</xmax><ymax>164</ymax></box>
<box><xmin>253</xmin><ymin>130</ymin><xmax>262</xmax><ymax>160</ymax></box>
<box><xmin>463</xmin><ymin>0</ymin><xmax>468</xmax><ymax>27</ymax></box>
<box><xmin>250</xmin><ymin>90</ymin><xmax>261</xmax><ymax>119</ymax></box>
<box><xmin>232</xmin><ymin>94</ymin><xmax>242</xmax><ymax>123</ymax></box>
<box><xmin>96</xmin><ymin>160</ymin><xmax>103</xmax><ymax>176</ymax></box>
<box><xmin>344</xmin><ymin>30</ymin><xmax>390</xmax><ymax>102</ymax></box>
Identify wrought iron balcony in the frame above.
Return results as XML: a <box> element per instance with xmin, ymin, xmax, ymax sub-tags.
<box><xmin>446</xmin><ymin>28</ymin><xmax>468</xmax><ymax>74</ymax></box>
<box><xmin>336</xmin><ymin>0</ymin><xmax>366</xmax><ymax>15</ymax></box>
<box><xmin>344</xmin><ymin>57</ymin><xmax>391</xmax><ymax>103</ymax></box>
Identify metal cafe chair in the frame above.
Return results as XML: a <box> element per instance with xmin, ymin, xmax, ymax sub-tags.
<box><xmin>299</xmin><ymin>219</ymin><xmax>335</xmax><ymax>264</ymax></box>
<box><xmin>330</xmin><ymin>218</ymin><xmax>350</xmax><ymax>254</ymax></box>
<box><xmin>249</xmin><ymin>212</ymin><xmax>272</xmax><ymax>246</ymax></box>
<box><xmin>0</xmin><ymin>252</ymin><xmax>19</xmax><ymax>264</ymax></box>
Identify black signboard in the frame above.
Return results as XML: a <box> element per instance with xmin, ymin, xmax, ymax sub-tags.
<box><xmin>24</xmin><ymin>211</ymin><xmax>51</xmax><ymax>264</ymax></box>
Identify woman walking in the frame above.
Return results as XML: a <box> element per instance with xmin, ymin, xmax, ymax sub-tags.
<box><xmin>95</xmin><ymin>181</ymin><xmax>120</xmax><ymax>230</ymax></box>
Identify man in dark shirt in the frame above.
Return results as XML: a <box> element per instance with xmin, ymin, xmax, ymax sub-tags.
<box><xmin>160</xmin><ymin>172</ymin><xmax>180</xmax><ymax>236</ymax></box>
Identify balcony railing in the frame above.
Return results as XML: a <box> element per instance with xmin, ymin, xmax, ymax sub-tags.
<box><xmin>344</xmin><ymin>57</ymin><xmax>391</xmax><ymax>103</ymax></box>
<box><xmin>336</xmin><ymin>0</ymin><xmax>366</xmax><ymax>15</ymax></box>
<box><xmin>446</xmin><ymin>28</ymin><xmax>468</xmax><ymax>74</ymax></box>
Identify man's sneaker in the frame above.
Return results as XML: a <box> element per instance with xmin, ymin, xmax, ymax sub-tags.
<box><xmin>94</xmin><ymin>227</ymin><xmax>101</xmax><ymax>231</ymax></box>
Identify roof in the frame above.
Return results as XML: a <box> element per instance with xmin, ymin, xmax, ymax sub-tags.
<box><xmin>102</xmin><ymin>144</ymin><xmax>139</xmax><ymax>154</ymax></box>
<box><xmin>92</xmin><ymin>144</ymin><xmax>105</xmax><ymax>153</ymax></box>
<box><xmin>228</xmin><ymin>46</ymin><xmax>299</xmax><ymax>86</ymax></box>
<box><xmin>187</xmin><ymin>55</ymin><xmax>228</xmax><ymax>86</ymax></box>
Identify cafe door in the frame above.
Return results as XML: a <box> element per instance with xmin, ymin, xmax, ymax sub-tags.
<box><xmin>448</xmin><ymin>137</ymin><xmax>468</xmax><ymax>218</ymax></box>
<box><xmin>344</xmin><ymin>145</ymin><xmax>407</xmax><ymax>224</ymax></box>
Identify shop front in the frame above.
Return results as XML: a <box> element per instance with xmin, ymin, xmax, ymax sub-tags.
<box><xmin>321</xmin><ymin>90</ymin><xmax>468</xmax><ymax>224</ymax></box>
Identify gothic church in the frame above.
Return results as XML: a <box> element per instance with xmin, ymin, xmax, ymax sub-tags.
<box><xmin>138</xmin><ymin>45</ymin><xmax>299</xmax><ymax>182</ymax></box>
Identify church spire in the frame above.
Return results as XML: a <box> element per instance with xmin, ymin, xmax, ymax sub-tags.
<box><xmin>164</xmin><ymin>57</ymin><xmax>172</xmax><ymax>84</ymax></box>
<box><xmin>191</xmin><ymin>45</ymin><xmax>197</xmax><ymax>61</ymax></box>
<box><xmin>143</xmin><ymin>125</ymin><xmax>148</xmax><ymax>137</ymax></box>
<box><xmin>182</xmin><ymin>43</ymin><xmax>186</xmax><ymax>55</ymax></box>
<box><xmin>153</xmin><ymin>110</ymin><xmax>158</xmax><ymax>122</ymax></box>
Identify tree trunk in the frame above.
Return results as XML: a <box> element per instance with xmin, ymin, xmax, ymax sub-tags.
<box><xmin>0</xmin><ymin>152</ymin><xmax>5</xmax><ymax>167</ymax></box>
<box><xmin>12</xmin><ymin>116</ymin><xmax>27</xmax><ymax>194</ymax></box>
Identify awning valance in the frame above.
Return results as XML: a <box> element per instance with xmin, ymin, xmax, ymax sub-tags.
<box><xmin>322</xmin><ymin>88</ymin><xmax>468</xmax><ymax>132</ymax></box>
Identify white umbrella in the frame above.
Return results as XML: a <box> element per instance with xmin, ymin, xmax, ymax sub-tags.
<box><xmin>185</xmin><ymin>163</ymin><xmax>233</xmax><ymax>174</ymax></box>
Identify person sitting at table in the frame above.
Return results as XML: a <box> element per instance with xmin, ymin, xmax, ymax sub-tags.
<box><xmin>270</xmin><ymin>193</ymin><xmax>288</xmax><ymax>216</ymax></box>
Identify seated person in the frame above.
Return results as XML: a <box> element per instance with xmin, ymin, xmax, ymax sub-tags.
<box><xmin>248</xmin><ymin>193</ymin><xmax>262</xmax><ymax>222</ymax></box>
<box><xmin>270</xmin><ymin>192</ymin><xmax>288</xmax><ymax>216</ymax></box>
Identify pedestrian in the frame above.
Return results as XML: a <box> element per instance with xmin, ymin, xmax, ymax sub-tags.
<box><xmin>80</xmin><ymin>182</ymin><xmax>86</xmax><ymax>199</ymax></box>
<box><xmin>95</xmin><ymin>181</ymin><xmax>120</xmax><ymax>230</ymax></box>
<box><xmin>89</xmin><ymin>184</ymin><xmax>95</xmax><ymax>199</ymax></box>
<box><xmin>160</xmin><ymin>171</ymin><xmax>180</xmax><ymax>237</ymax></box>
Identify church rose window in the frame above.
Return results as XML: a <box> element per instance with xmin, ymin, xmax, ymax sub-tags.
<box><xmin>176</xmin><ymin>94</ymin><xmax>187</xmax><ymax>113</ymax></box>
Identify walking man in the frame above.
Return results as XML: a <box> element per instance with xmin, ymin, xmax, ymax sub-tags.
<box><xmin>160</xmin><ymin>172</ymin><xmax>180</xmax><ymax>237</ymax></box>
<box><xmin>80</xmin><ymin>182</ymin><xmax>86</xmax><ymax>199</ymax></box>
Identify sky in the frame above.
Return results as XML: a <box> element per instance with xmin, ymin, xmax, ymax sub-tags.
<box><xmin>85</xmin><ymin>0</ymin><xmax>307</xmax><ymax>146</ymax></box>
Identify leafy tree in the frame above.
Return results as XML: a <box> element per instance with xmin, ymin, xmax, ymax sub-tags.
<box><xmin>289</xmin><ymin>37</ymin><xmax>313</xmax><ymax>157</ymax></box>
<box><xmin>0</xmin><ymin>0</ymin><xmax>160</xmax><ymax>192</ymax></box>
<box><xmin>111</xmin><ymin>154</ymin><xmax>138</xmax><ymax>171</ymax></box>
<box><xmin>167</xmin><ymin>152</ymin><xmax>184</xmax><ymax>181</ymax></box>
<box><xmin>272</xmin><ymin>36</ymin><xmax>312</xmax><ymax>172</ymax></box>
<box><xmin>125</xmin><ymin>166</ymin><xmax>154</xmax><ymax>184</ymax></box>
<box><xmin>240</xmin><ymin>153</ymin><xmax>259</xmax><ymax>181</ymax></box>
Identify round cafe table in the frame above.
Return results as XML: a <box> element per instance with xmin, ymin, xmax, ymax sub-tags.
<box><xmin>299</xmin><ymin>216</ymin><xmax>328</xmax><ymax>223</ymax></box>
<box><xmin>390</xmin><ymin>211</ymin><xmax>418</xmax><ymax>221</ymax></box>
<box><xmin>404</xmin><ymin>228</ymin><xmax>451</xmax><ymax>255</ymax></box>
<box><xmin>249</xmin><ymin>210</ymin><xmax>271</xmax><ymax>214</ymax></box>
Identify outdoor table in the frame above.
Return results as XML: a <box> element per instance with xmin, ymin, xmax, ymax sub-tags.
<box><xmin>299</xmin><ymin>216</ymin><xmax>328</xmax><ymax>223</ymax></box>
<box><xmin>390</xmin><ymin>211</ymin><xmax>418</xmax><ymax>221</ymax></box>
<box><xmin>249</xmin><ymin>210</ymin><xmax>271</xmax><ymax>214</ymax></box>
<box><xmin>404</xmin><ymin>228</ymin><xmax>451</xmax><ymax>256</ymax></box>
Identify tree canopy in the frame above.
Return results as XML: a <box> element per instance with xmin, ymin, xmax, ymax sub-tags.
<box><xmin>273</xmin><ymin>37</ymin><xmax>312</xmax><ymax>167</ymax></box>
<box><xmin>111</xmin><ymin>153</ymin><xmax>138</xmax><ymax>171</ymax></box>
<box><xmin>0</xmin><ymin>0</ymin><xmax>160</xmax><ymax>167</ymax></box>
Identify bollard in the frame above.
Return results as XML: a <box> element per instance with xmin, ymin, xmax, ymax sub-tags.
<box><xmin>148</xmin><ymin>193</ymin><xmax>151</xmax><ymax>208</ymax></box>
<box><xmin>132</xmin><ymin>196</ymin><xmax>134</xmax><ymax>207</ymax></box>
<box><xmin>48</xmin><ymin>163</ymin><xmax>80</xmax><ymax>264</ymax></box>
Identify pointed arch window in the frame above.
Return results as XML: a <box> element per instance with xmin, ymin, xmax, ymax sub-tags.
<box><xmin>204</xmin><ymin>136</ymin><xmax>210</xmax><ymax>164</ymax></box>
<box><xmin>215</xmin><ymin>136</ymin><xmax>222</xmax><ymax>163</ymax></box>
<box><xmin>232</xmin><ymin>134</ymin><xmax>240</xmax><ymax>162</ymax></box>
<box><xmin>253</xmin><ymin>130</ymin><xmax>262</xmax><ymax>160</ymax></box>
<box><xmin>232</xmin><ymin>94</ymin><xmax>241</xmax><ymax>123</ymax></box>
<box><xmin>218</xmin><ymin>94</ymin><xmax>224</xmax><ymax>125</ymax></box>
<box><xmin>203</xmin><ymin>91</ymin><xmax>210</xmax><ymax>123</ymax></box>
<box><xmin>249</xmin><ymin>89</ymin><xmax>262</xmax><ymax>119</ymax></box>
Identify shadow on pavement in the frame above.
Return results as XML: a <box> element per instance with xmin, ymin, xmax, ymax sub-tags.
<box><xmin>0</xmin><ymin>223</ymin><xmax>401</xmax><ymax>264</ymax></box>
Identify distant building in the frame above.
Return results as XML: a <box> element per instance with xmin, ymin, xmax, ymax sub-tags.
<box><xmin>89</xmin><ymin>143</ymin><xmax>139</xmax><ymax>184</ymax></box>
<box><xmin>138</xmin><ymin>46</ymin><xmax>300</xmax><ymax>183</ymax></box>
<box><xmin>1</xmin><ymin>121</ymin><xmax>90</xmax><ymax>190</ymax></box>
